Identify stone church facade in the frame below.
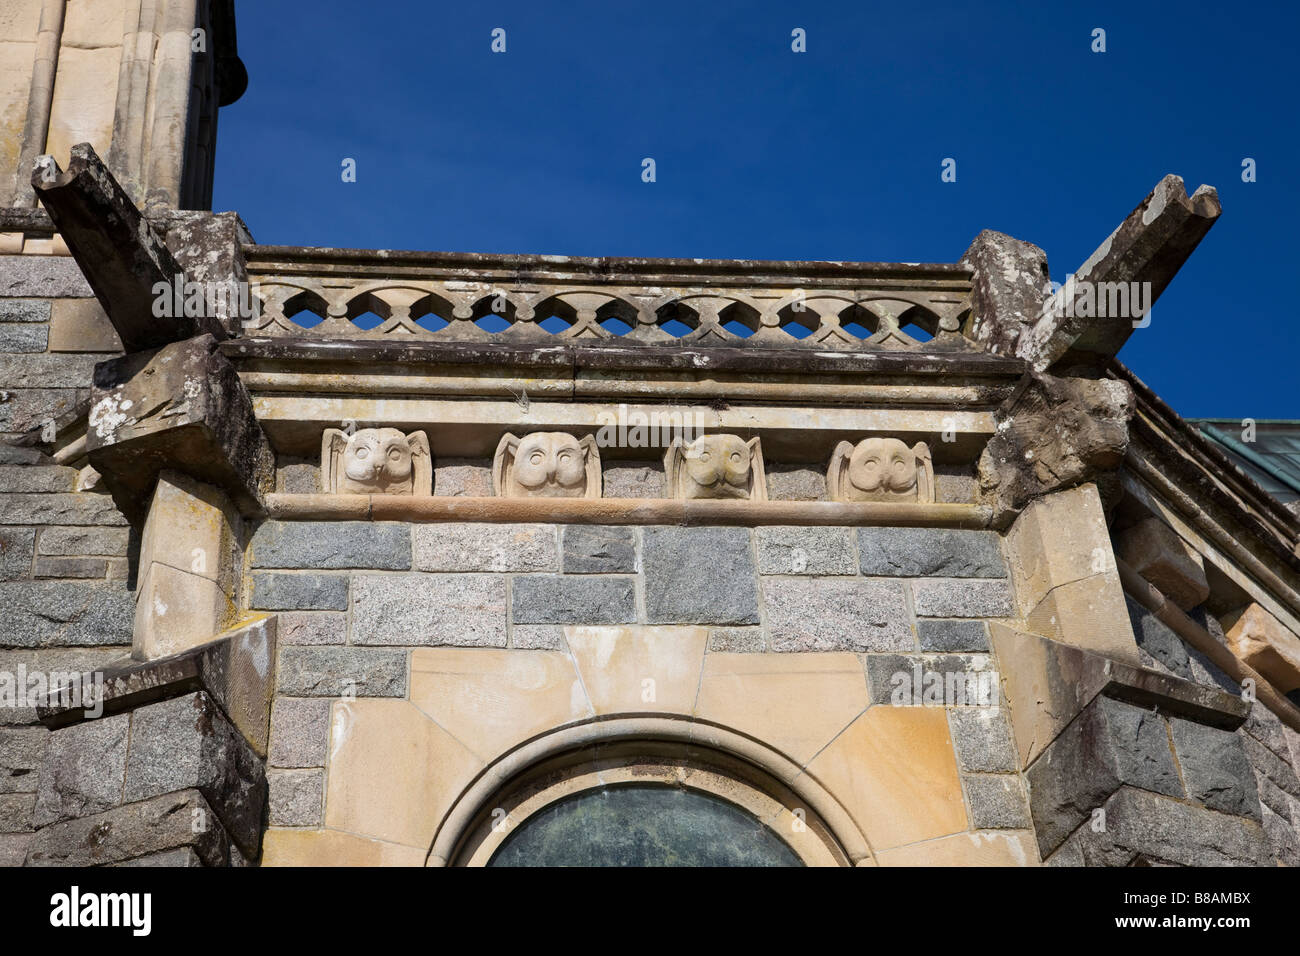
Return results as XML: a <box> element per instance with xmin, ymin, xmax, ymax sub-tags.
<box><xmin>1</xmin><ymin>0</ymin><xmax>1299</xmax><ymax>867</ymax></box>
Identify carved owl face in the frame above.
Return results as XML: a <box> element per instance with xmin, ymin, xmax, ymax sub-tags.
<box><xmin>683</xmin><ymin>435</ymin><xmax>753</xmax><ymax>498</ymax></box>
<box><xmin>665</xmin><ymin>434</ymin><xmax>767</xmax><ymax>501</ymax></box>
<box><xmin>849</xmin><ymin>438</ymin><xmax>916</xmax><ymax>496</ymax></box>
<box><xmin>321</xmin><ymin>427</ymin><xmax>432</xmax><ymax>496</ymax></box>
<box><xmin>494</xmin><ymin>432</ymin><xmax>601</xmax><ymax>498</ymax></box>
<box><xmin>344</xmin><ymin>428</ymin><xmax>415</xmax><ymax>486</ymax></box>
<box><xmin>828</xmin><ymin>437</ymin><xmax>934</xmax><ymax>503</ymax></box>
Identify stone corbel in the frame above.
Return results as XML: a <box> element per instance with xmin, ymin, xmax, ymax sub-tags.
<box><xmin>493</xmin><ymin>431</ymin><xmax>602</xmax><ymax>498</ymax></box>
<box><xmin>321</xmin><ymin>427</ymin><xmax>433</xmax><ymax>495</ymax></box>
<box><xmin>826</xmin><ymin>437</ymin><xmax>934</xmax><ymax>504</ymax></box>
<box><xmin>664</xmin><ymin>434</ymin><xmax>767</xmax><ymax>501</ymax></box>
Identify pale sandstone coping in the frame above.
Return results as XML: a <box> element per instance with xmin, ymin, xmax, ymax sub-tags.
<box><xmin>264</xmin><ymin>494</ymin><xmax>992</xmax><ymax>528</ymax></box>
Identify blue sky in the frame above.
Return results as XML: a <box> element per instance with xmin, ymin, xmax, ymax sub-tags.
<box><xmin>215</xmin><ymin>0</ymin><xmax>1298</xmax><ymax>418</ymax></box>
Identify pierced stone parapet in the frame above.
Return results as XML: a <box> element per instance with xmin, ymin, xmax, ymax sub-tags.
<box><xmin>242</xmin><ymin>248</ymin><xmax>973</xmax><ymax>351</ymax></box>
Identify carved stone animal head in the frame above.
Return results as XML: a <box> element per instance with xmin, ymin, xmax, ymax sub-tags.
<box><xmin>321</xmin><ymin>427</ymin><xmax>432</xmax><ymax>495</ymax></box>
<box><xmin>827</xmin><ymin>437</ymin><xmax>934</xmax><ymax>503</ymax></box>
<box><xmin>665</xmin><ymin>434</ymin><xmax>767</xmax><ymax>501</ymax></box>
<box><xmin>493</xmin><ymin>431</ymin><xmax>601</xmax><ymax>498</ymax></box>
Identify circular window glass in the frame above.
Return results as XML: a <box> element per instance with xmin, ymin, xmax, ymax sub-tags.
<box><xmin>487</xmin><ymin>784</ymin><xmax>803</xmax><ymax>867</ymax></box>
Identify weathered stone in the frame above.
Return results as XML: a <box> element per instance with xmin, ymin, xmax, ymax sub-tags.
<box><xmin>911</xmin><ymin>579</ymin><xmax>1013</xmax><ymax>617</ymax></box>
<box><xmin>510</xmin><ymin>625</ymin><xmax>566</xmax><ymax>650</ymax></box>
<box><xmin>0</xmin><ymin>469</ymin><xmax>81</xmax><ymax>503</ymax></box>
<box><xmin>31</xmin><ymin>713</ymin><xmax>130</xmax><ymax>826</ymax></box>
<box><xmin>764</xmin><ymin>578</ymin><xmax>912</xmax><ymax>651</ymax></box>
<box><xmin>0</xmin><ymin>726</ymin><xmax>47</xmax><ymax>793</ymax></box>
<box><xmin>352</xmin><ymin>573</ymin><xmax>506</xmax><ymax>645</ymax></box>
<box><xmin>602</xmin><ymin>463</ymin><xmax>663</xmax><ymax>498</ymax></box>
<box><xmin>0</xmin><ymin>833</ymin><xmax>33</xmax><ymax>867</ymax></box>
<box><xmin>949</xmin><ymin>708</ymin><xmax>1018</xmax><ymax>772</ymax></box>
<box><xmin>268</xmin><ymin>768</ymin><xmax>324</xmax><ymax>827</ymax></box>
<box><xmin>277</xmin><ymin>647</ymin><xmax>407</xmax><ymax>698</ymax></box>
<box><xmin>48</xmin><ymin>298</ymin><xmax>122</xmax><ymax>352</ymax></box>
<box><xmin>917</xmin><ymin>619</ymin><xmax>990</xmax><ymax>652</ymax></box>
<box><xmin>36</xmin><ymin>525</ymin><xmax>130</xmax><ymax>556</ymax></box>
<box><xmin>32</xmin><ymin>144</ymin><xmax>231</xmax><ymax>350</ymax></box>
<box><xmin>276</xmin><ymin>611</ymin><xmax>345</xmax><ymax>645</ymax></box>
<box><xmin>275</xmin><ymin>460</ymin><xmax>318</xmax><ymax>494</ymax></box>
<box><xmin>122</xmin><ymin>692</ymin><xmax>266</xmax><ymax>858</ymax></box>
<box><xmin>1260</xmin><ymin>802</ymin><xmax>1300</xmax><ymax>866</ymax></box>
<box><xmin>1117</xmin><ymin>517</ymin><xmax>1209</xmax><ymax>611</ymax></box>
<box><xmin>0</xmin><ymin>300</ymin><xmax>51</xmax><ymax>324</ymax></box>
<box><xmin>864</xmin><ymin>653</ymin><xmax>997</xmax><ymax>705</ymax></box>
<box><xmin>414</xmin><ymin>522</ymin><xmax>556</xmax><ymax>572</ymax></box>
<box><xmin>0</xmin><ymin>323</ymin><xmax>46</xmax><ymax>352</ymax></box>
<box><xmin>0</xmin><ymin>353</ymin><xmax>105</xmax><ymax>388</ymax></box>
<box><xmin>0</xmin><ymin>388</ymin><xmax>88</xmax><ymax>437</ymax></box>
<box><xmin>25</xmin><ymin>789</ymin><xmax>241</xmax><ymax>867</ymax></box>
<box><xmin>965</xmin><ymin>774</ymin><xmax>1031</xmax><ymax>829</ymax></box>
<box><xmin>432</xmin><ymin>459</ymin><xmax>492</xmax><ymax>497</ymax></box>
<box><xmin>1222</xmin><ymin>602</ymin><xmax>1300</xmax><ymax>694</ymax></box>
<box><xmin>1125</xmin><ymin>595</ymin><xmax>1191</xmax><ymax>678</ymax></box>
<box><xmin>707</xmin><ymin>627</ymin><xmax>766</xmax><ymax>652</ymax></box>
<box><xmin>1054</xmin><ymin>786</ymin><xmax>1268</xmax><ymax>867</ymax></box>
<box><xmin>1242</xmin><ymin>732</ymin><xmax>1300</xmax><ymax>801</ymax></box>
<box><xmin>87</xmin><ymin>334</ymin><xmax>275</xmax><ymax>523</ymax></box>
<box><xmin>756</xmin><ymin>525</ymin><xmax>856</xmax><ymax>575</ymax></box>
<box><xmin>0</xmin><ymin>793</ymin><xmax>35</xmax><ymax>833</ymax></box>
<box><xmin>1026</xmin><ymin>695</ymin><xmax>1183</xmax><ymax>856</ymax></box>
<box><xmin>0</xmin><ymin>647</ymin><xmax>132</xmax><ymax>726</ymax></box>
<box><xmin>269</xmin><ymin>698</ymin><xmax>331</xmax><ymax>768</ymax></box>
<box><xmin>0</xmin><ymin>581</ymin><xmax>134</xmax><ymax>646</ymax></box>
<box><xmin>1018</xmin><ymin>174</ymin><xmax>1221</xmax><ymax>370</ymax></box>
<box><xmin>251</xmin><ymin>573</ymin><xmax>348</xmax><ymax>611</ymax></box>
<box><xmin>0</xmin><ymin>254</ymin><xmax>93</xmax><ymax>297</ymax></box>
<box><xmin>858</xmin><ymin>527</ymin><xmax>1005</xmax><ymax>578</ymax></box>
<box><xmin>977</xmin><ymin>371</ymin><xmax>1132</xmax><ymax>528</ymax></box>
<box><xmin>960</xmin><ymin>229</ymin><xmax>1050</xmax><ymax>359</ymax></box>
<box><xmin>134</xmin><ymin>562</ymin><xmax>237</xmax><ymax>660</ymax></box>
<box><xmin>765</xmin><ymin>464</ymin><xmax>825</xmax><ymax>501</ymax></box>
<box><xmin>511</xmin><ymin>575</ymin><xmax>636</xmax><ymax>625</ymax></box>
<box><xmin>0</xmin><ymin>527</ymin><xmax>34</xmax><ymax>580</ymax></box>
<box><xmin>251</xmin><ymin>520</ymin><xmax>411</xmax><ymax>570</ymax></box>
<box><xmin>0</xmin><ymin>492</ymin><xmax>126</xmax><ymax>526</ymax></box>
<box><xmin>1167</xmin><ymin>718</ymin><xmax>1260</xmax><ymax>818</ymax></box>
<box><xmin>561</xmin><ymin>525</ymin><xmax>635</xmax><ymax>573</ymax></box>
<box><xmin>643</xmin><ymin>526</ymin><xmax>758</xmax><ymax>625</ymax></box>
<box><xmin>33</xmin><ymin>556</ymin><xmax>107</xmax><ymax>578</ymax></box>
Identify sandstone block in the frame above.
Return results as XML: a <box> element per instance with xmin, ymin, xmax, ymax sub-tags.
<box><xmin>1222</xmin><ymin>602</ymin><xmax>1300</xmax><ymax>693</ymax></box>
<box><xmin>1118</xmin><ymin>516</ymin><xmax>1209</xmax><ymax>611</ymax></box>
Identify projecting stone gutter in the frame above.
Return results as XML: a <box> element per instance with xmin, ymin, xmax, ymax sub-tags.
<box><xmin>263</xmin><ymin>494</ymin><xmax>993</xmax><ymax>528</ymax></box>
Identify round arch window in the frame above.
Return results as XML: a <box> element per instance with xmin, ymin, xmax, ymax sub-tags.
<box><xmin>445</xmin><ymin>741</ymin><xmax>849</xmax><ymax>867</ymax></box>
<box><xmin>487</xmin><ymin>784</ymin><xmax>802</xmax><ymax>867</ymax></box>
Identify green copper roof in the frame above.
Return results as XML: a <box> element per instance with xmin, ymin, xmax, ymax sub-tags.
<box><xmin>1187</xmin><ymin>420</ymin><xmax>1300</xmax><ymax>506</ymax></box>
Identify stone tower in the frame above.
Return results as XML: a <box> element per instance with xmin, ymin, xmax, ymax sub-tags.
<box><xmin>1</xmin><ymin>0</ymin><xmax>245</xmax><ymax>213</ymax></box>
